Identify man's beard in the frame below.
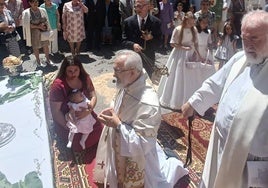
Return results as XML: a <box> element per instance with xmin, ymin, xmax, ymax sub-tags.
<box><xmin>245</xmin><ymin>52</ymin><xmax>265</xmax><ymax>65</ymax></box>
<box><xmin>115</xmin><ymin>79</ymin><xmax>124</xmax><ymax>89</ymax></box>
<box><xmin>243</xmin><ymin>42</ymin><xmax>268</xmax><ymax>65</ymax></box>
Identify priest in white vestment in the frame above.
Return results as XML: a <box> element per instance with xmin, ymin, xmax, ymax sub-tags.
<box><xmin>182</xmin><ymin>10</ymin><xmax>268</xmax><ymax>188</ymax></box>
<box><xmin>93</xmin><ymin>49</ymin><xmax>188</xmax><ymax>188</ymax></box>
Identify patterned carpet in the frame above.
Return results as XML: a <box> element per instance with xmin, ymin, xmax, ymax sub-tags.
<box><xmin>50</xmin><ymin>110</ymin><xmax>214</xmax><ymax>188</ymax></box>
<box><xmin>159</xmin><ymin>111</ymin><xmax>214</xmax><ymax>188</ymax></box>
<box><xmin>51</xmin><ymin>132</ymin><xmax>98</xmax><ymax>188</ymax></box>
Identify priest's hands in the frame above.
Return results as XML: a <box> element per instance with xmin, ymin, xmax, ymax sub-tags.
<box><xmin>141</xmin><ymin>30</ymin><xmax>153</xmax><ymax>41</ymax></box>
<box><xmin>98</xmin><ymin>108</ymin><xmax>121</xmax><ymax>128</ymax></box>
<box><xmin>133</xmin><ymin>43</ymin><xmax>143</xmax><ymax>53</ymax></box>
<box><xmin>181</xmin><ymin>102</ymin><xmax>195</xmax><ymax>118</ymax></box>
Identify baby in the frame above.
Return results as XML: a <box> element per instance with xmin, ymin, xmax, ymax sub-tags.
<box><xmin>65</xmin><ymin>89</ymin><xmax>96</xmax><ymax>150</ymax></box>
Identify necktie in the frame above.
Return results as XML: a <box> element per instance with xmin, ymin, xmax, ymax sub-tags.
<box><xmin>141</xmin><ymin>19</ymin><xmax>145</xmax><ymax>31</ymax></box>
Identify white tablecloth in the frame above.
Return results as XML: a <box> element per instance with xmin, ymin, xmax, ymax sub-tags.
<box><xmin>0</xmin><ymin>73</ymin><xmax>54</xmax><ymax>187</ymax></box>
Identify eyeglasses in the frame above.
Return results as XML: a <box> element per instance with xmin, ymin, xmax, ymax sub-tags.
<box><xmin>114</xmin><ymin>68</ymin><xmax>135</xmax><ymax>73</ymax></box>
<box><xmin>202</xmin><ymin>3</ymin><xmax>210</xmax><ymax>6</ymax></box>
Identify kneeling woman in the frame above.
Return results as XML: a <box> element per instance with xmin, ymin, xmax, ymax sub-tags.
<box><xmin>49</xmin><ymin>55</ymin><xmax>103</xmax><ymax>151</ymax></box>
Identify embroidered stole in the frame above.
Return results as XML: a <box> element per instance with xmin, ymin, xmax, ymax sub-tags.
<box><xmin>93</xmin><ymin>89</ymin><xmax>125</xmax><ymax>187</ymax></box>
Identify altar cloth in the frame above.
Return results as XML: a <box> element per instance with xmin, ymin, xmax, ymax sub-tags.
<box><xmin>0</xmin><ymin>73</ymin><xmax>54</xmax><ymax>187</ymax></box>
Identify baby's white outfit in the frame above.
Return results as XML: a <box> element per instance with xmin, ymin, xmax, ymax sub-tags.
<box><xmin>67</xmin><ymin>98</ymin><xmax>96</xmax><ymax>134</ymax></box>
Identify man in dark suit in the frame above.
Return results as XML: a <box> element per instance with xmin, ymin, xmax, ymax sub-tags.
<box><xmin>85</xmin><ymin>0</ymin><xmax>106</xmax><ymax>51</ymax></box>
<box><xmin>122</xmin><ymin>0</ymin><xmax>161</xmax><ymax>78</ymax></box>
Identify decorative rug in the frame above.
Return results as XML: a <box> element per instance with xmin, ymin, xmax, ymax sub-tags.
<box><xmin>44</xmin><ymin>89</ymin><xmax>99</xmax><ymax>188</ymax></box>
<box><xmin>47</xmin><ymin>102</ymin><xmax>214</xmax><ymax>187</ymax></box>
<box><xmin>51</xmin><ymin>111</ymin><xmax>213</xmax><ymax>188</ymax></box>
<box><xmin>159</xmin><ymin>112</ymin><xmax>214</xmax><ymax>188</ymax></box>
<box><xmin>51</xmin><ymin>132</ymin><xmax>98</xmax><ymax>188</ymax></box>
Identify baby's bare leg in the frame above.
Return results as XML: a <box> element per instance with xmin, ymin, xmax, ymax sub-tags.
<box><xmin>67</xmin><ymin>132</ymin><xmax>75</xmax><ymax>148</ymax></box>
<box><xmin>80</xmin><ymin>133</ymin><xmax>89</xmax><ymax>150</ymax></box>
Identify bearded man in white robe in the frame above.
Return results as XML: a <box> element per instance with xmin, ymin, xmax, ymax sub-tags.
<box><xmin>93</xmin><ymin>49</ymin><xmax>188</xmax><ymax>188</ymax></box>
<box><xmin>182</xmin><ymin>10</ymin><xmax>268</xmax><ymax>188</ymax></box>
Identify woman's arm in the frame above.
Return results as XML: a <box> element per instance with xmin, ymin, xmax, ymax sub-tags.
<box><xmin>50</xmin><ymin>101</ymin><xmax>69</xmax><ymax>130</ymax></box>
<box><xmin>61</xmin><ymin>4</ymin><xmax>67</xmax><ymax>40</ymax></box>
<box><xmin>56</xmin><ymin>9</ymin><xmax>61</xmax><ymax>31</ymax></box>
<box><xmin>78</xmin><ymin>0</ymin><xmax>88</xmax><ymax>13</ymax></box>
<box><xmin>85</xmin><ymin>76</ymin><xmax>97</xmax><ymax>110</ymax></box>
<box><xmin>87</xmin><ymin>90</ymin><xmax>97</xmax><ymax>110</ymax></box>
<box><xmin>62</xmin><ymin>6</ymin><xmax>66</xmax><ymax>31</ymax></box>
<box><xmin>194</xmin><ymin>42</ymin><xmax>203</xmax><ymax>60</ymax></box>
<box><xmin>30</xmin><ymin>22</ymin><xmax>46</xmax><ymax>30</ymax></box>
<box><xmin>75</xmin><ymin>77</ymin><xmax>97</xmax><ymax>119</ymax></box>
<box><xmin>233</xmin><ymin>40</ymin><xmax>237</xmax><ymax>52</ymax></box>
<box><xmin>170</xmin><ymin>43</ymin><xmax>192</xmax><ymax>50</ymax></box>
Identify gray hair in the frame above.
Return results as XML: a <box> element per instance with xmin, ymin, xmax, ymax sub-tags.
<box><xmin>241</xmin><ymin>10</ymin><xmax>268</xmax><ymax>31</ymax></box>
<box><xmin>115</xmin><ymin>49</ymin><xmax>143</xmax><ymax>72</ymax></box>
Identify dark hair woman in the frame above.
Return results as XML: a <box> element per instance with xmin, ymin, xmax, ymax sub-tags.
<box><xmin>49</xmin><ymin>55</ymin><xmax>103</xmax><ymax>151</ymax></box>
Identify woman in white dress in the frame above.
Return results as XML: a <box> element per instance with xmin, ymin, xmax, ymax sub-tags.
<box><xmin>158</xmin><ymin>11</ymin><xmax>202</xmax><ymax>111</ymax></box>
<box><xmin>195</xmin><ymin>15</ymin><xmax>216</xmax><ymax>84</ymax></box>
<box><xmin>215</xmin><ymin>21</ymin><xmax>238</xmax><ymax>69</ymax></box>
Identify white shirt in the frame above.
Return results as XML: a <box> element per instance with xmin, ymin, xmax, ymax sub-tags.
<box><xmin>138</xmin><ymin>15</ymin><xmax>148</xmax><ymax>30</ymax></box>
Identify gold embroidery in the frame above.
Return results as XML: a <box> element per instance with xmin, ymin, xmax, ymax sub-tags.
<box><xmin>125</xmin><ymin>158</ymin><xmax>145</xmax><ymax>185</ymax></box>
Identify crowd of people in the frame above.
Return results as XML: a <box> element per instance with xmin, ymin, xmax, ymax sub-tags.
<box><xmin>1</xmin><ymin>0</ymin><xmax>268</xmax><ymax>187</ymax></box>
<box><xmin>1</xmin><ymin>0</ymin><xmax>266</xmax><ymax>66</ymax></box>
<box><xmin>49</xmin><ymin>8</ymin><xmax>268</xmax><ymax>188</ymax></box>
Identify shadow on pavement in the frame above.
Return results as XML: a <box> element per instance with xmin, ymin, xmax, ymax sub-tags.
<box><xmin>76</xmin><ymin>54</ymin><xmax>96</xmax><ymax>64</ymax></box>
<box><xmin>36</xmin><ymin>65</ymin><xmax>58</xmax><ymax>74</ymax></box>
<box><xmin>49</xmin><ymin>53</ymin><xmax>65</xmax><ymax>64</ymax></box>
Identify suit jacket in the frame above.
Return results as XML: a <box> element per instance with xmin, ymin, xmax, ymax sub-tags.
<box><xmin>85</xmin><ymin>0</ymin><xmax>106</xmax><ymax>28</ymax></box>
<box><xmin>122</xmin><ymin>14</ymin><xmax>161</xmax><ymax>62</ymax></box>
<box><xmin>106</xmin><ymin>1</ymin><xmax>121</xmax><ymax>27</ymax></box>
